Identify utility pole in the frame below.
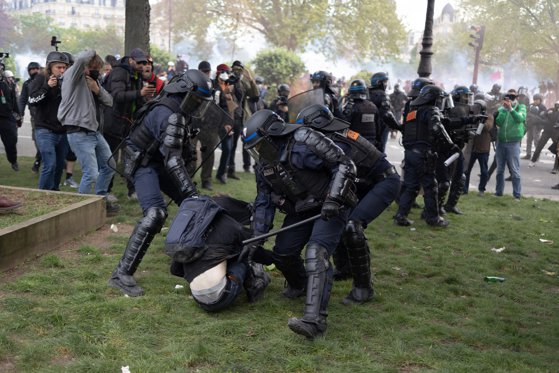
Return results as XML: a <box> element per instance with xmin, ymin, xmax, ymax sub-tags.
<box><xmin>468</xmin><ymin>25</ymin><xmax>485</xmax><ymax>85</ymax></box>
<box><xmin>417</xmin><ymin>0</ymin><xmax>435</xmax><ymax>78</ymax></box>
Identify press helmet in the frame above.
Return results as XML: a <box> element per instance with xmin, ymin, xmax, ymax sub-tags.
<box><xmin>46</xmin><ymin>51</ymin><xmax>70</xmax><ymax>66</ymax></box>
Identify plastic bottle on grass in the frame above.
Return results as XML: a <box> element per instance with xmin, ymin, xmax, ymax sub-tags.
<box><xmin>484</xmin><ymin>276</ymin><xmax>505</xmax><ymax>283</ymax></box>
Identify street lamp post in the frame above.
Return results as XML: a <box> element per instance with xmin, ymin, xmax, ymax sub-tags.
<box><xmin>417</xmin><ymin>0</ymin><xmax>435</xmax><ymax>78</ymax></box>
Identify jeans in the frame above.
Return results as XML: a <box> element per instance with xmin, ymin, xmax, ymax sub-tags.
<box><xmin>216</xmin><ymin>134</ymin><xmax>232</xmax><ymax>178</ymax></box>
<box><xmin>464</xmin><ymin>152</ymin><xmax>489</xmax><ymax>193</ymax></box>
<box><xmin>67</xmin><ymin>131</ymin><xmax>114</xmax><ymax>195</ymax></box>
<box><xmin>196</xmin><ymin>261</ymin><xmax>247</xmax><ymax>312</ymax></box>
<box><xmin>35</xmin><ymin>128</ymin><xmax>69</xmax><ymax>190</ymax></box>
<box><xmin>495</xmin><ymin>141</ymin><xmax>521</xmax><ymax>198</ymax></box>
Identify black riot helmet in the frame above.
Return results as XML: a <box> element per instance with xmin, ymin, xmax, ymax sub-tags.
<box><xmin>473</xmin><ymin>99</ymin><xmax>487</xmax><ymax>115</ymax></box>
<box><xmin>411</xmin><ymin>85</ymin><xmax>452</xmax><ymax>110</ymax></box>
<box><xmin>242</xmin><ymin>109</ymin><xmax>301</xmax><ymax>162</ymax></box>
<box><xmin>370</xmin><ymin>72</ymin><xmax>389</xmax><ymax>91</ymax></box>
<box><xmin>27</xmin><ymin>61</ymin><xmax>40</xmax><ymax>72</ymax></box>
<box><xmin>532</xmin><ymin>93</ymin><xmax>543</xmax><ymax>102</ymax></box>
<box><xmin>451</xmin><ymin>85</ymin><xmax>473</xmax><ymax>105</ymax></box>
<box><xmin>348</xmin><ymin>79</ymin><xmax>368</xmax><ymax>100</ymax></box>
<box><xmin>310</xmin><ymin>71</ymin><xmax>333</xmax><ymax>89</ymax></box>
<box><xmin>408</xmin><ymin>77</ymin><xmax>434</xmax><ymax>98</ymax></box>
<box><xmin>491</xmin><ymin>83</ymin><xmax>501</xmax><ymax>94</ymax></box>
<box><xmin>295</xmin><ymin>104</ymin><xmax>349</xmax><ymax>132</ymax></box>
<box><xmin>277</xmin><ymin>83</ymin><xmax>290</xmax><ymax>97</ymax></box>
<box><xmin>163</xmin><ymin>69</ymin><xmax>214</xmax><ymax>115</ymax></box>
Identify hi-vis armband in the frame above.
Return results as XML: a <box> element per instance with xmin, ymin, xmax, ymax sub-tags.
<box><xmin>346</xmin><ymin>129</ymin><xmax>360</xmax><ymax>141</ymax></box>
<box><xmin>406</xmin><ymin>110</ymin><xmax>417</xmax><ymax>122</ymax></box>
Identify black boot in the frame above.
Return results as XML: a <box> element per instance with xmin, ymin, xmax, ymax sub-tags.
<box><xmin>332</xmin><ymin>242</ymin><xmax>352</xmax><ymax>281</ymax></box>
<box><xmin>272</xmin><ymin>252</ymin><xmax>306</xmax><ymax>298</ymax></box>
<box><xmin>287</xmin><ymin>244</ymin><xmax>331</xmax><ymax>340</ymax></box>
<box><xmin>108</xmin><ymin>207</ymin><xmax>167</xmax><ymax>296</ymax></box>
<box><xmin>341</xmin><ymin>221</ymin><xmax>373</xmax><ymax>305</ymax></box>
<box><xmin>444</xmin><ymin>174</ymin><xmax>465</xmax><ymax>215</ymax></box>
<box><xmin>394</xmin><ymin>213</ymin><xmax>413</xmax><ymax>226</ymax></box>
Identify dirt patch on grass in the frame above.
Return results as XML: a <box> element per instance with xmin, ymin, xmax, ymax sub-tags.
<box><xmin>0</xmin><ymin>222</ymin><xmax>134</xmax><ymax>283</ymax></box>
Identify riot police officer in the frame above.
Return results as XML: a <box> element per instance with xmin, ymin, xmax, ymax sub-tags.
<box><xmin>269</xmin><ymin>83</ymin><xmax>290</xmax><ymax>121</ymax></box>
<box><xmin>394</xmin><ymin>85</ymin><xmax>458</xmax><ymax>227</ymax></box>
<box><xmin>108</xmin><ymin>70</ymin><xmax>213</xmax><ymax>297</ymax></box>
<box><xmin>368</xmin><ymin>72</ymin><xmax>400</xmax><ymax>152</ymax></box>
<box><xmin>341</xmin><ymin>79</ymin><xmax>379</xmax><ymax>146</ymax></box>
<box><xmin>243</xmin><ymin>110</ymin><xmax>356</xmax><ymax>340</ymax></box>
<box><xmin>310</xmin><ymin>70</ymin><xmax>342</xmax><ymax>118</ymax></box>
<box><xmin>437</xmin><ymin>85</ymin><xmax>477</xmax><ymax>215</ymax></box>
<box><xmin>296</xmin><ymin>105</ymin><xmax>400</xmax><ymax>304</ymax></box>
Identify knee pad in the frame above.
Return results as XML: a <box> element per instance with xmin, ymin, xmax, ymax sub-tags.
<box><xmin>343</xmin><ymin>220</ymin><xmax>367</xmax><ymax>249</ymax></box>
<box><xmin>140</xmin><ymin>207</ymin><xmax>168</xmax><ymax>234</ymax></box>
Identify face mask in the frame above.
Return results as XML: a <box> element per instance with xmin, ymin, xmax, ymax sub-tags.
<box><xmin>88</xmin><ymin>70</ymin><xmax>100</xmax><ymax>80</ymax></box>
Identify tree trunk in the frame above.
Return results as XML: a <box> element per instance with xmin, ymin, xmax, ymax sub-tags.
<box><xmin>125</xmin><ymin>0</ymin><xmax>151</xmax><ymax>55</ymax></box>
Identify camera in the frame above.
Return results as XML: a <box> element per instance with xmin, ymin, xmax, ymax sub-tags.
<box><xmin>0</xmin><ymin>52</ymin><xmax>9</xmax><ymax>59</ymax></box>
<box><xmin>226</xmin><ymin>74</ymin><xmax>238</xmax><ymax>85</ymax></box>
<box><xmin>50</xmin><ymin>36</ymin><xmax>61</xmax><ymax>49</ymax></box>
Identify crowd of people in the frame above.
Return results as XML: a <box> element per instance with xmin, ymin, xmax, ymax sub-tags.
<box><xmin>1</xmin><ymin>47</ymin><xmax>559</xmax><ymax>340</ymax></box>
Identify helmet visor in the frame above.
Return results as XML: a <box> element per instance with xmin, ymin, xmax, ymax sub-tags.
<box><xmin>180</xmin><ymin>92</ymin><xmax>204</xmax><ymax>115</ymax></box>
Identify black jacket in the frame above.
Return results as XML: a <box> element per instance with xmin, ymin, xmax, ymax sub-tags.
<box><xmin>28</xmin><ymin>74</ymin><xmax>65</xmax><ymax>133</ymax></box>
<box><xmin>103</xmin><ymin>57</ymin><xmax>145</xmax><ymax>139</ymax></box>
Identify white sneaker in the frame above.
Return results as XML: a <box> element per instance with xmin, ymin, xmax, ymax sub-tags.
<box><xmin>528</xmin><ymin>162</ymin><xmax>535</xmax><ymax>168</ymax></box>
<box><xmin>64</xmin><ymin>177</ymin><xmax>79</xmax><ymax>188</ymax></box>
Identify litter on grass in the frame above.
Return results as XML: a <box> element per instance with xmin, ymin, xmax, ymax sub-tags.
<box><xmin>541</xmin><ymin>270</ymin><xmax>557</xmax><ymax>276</ymax></box>
<box><xmin>121</xmin><ymin>366</ymin><xmax>131</xmax><ymax>373</ymax></box>
<box><xmin>110</xmin><ymin>224</ymin><xmax>118</xmax><ymax>233</ymax></box>
<box><xmin>491</xmin><ymin>247</ymin><xmax>506</xmax><ymax>253</ymax></box>
<box><xmin>539</xmin><ymin>238</ymin><xmax>554</xmax><ymax>244</ymax></box>
<box><xmin>174</xmin><ymin>284</ymin><xmax>184</xmax><ymax>289</ymax></box>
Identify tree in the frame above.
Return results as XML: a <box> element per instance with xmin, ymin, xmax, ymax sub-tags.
<box><xmin>0</xmin><ymin>0</ymin><xmax>14</xmax><ymax>48</ymax></box>
<box><xmin>153</xmin><ymin>0</ymin><xmax>406</xmax><ymax>63</ymax></box>
<box><xmin>460</xmin><ymin>0</ymin><xmax>559</xmax><ymax>83</ymax></box>
<box><xmin>125</xmin><ymin>0</ymin><xmax>150</xmax><ymax>54</ymax></box>
<box><xmin>251</xmin><ymin>48</ymin><xmax>306</xmax><ymax>85</ymax></box>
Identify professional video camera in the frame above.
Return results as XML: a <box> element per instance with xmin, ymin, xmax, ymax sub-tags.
<box><xmin>51</xmin><ymin>36</ymin><xmax>61</xmax><ymax>51</ymax></box>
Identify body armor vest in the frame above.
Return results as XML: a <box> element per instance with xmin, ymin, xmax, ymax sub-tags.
<box><xmin>260</xmin><ymin>140</ymin><xmax>331</xmax><ymax>208</ymax></box>
<box><xmin>349</xmin><ymin>100</ymin><xmax>377</xmax><ymax>141</ymax></box>
<box><xmin>402</xmin><ymin>106</ymin><xmax>432</xmax><ymax>147</ymax></box>
<box><xmin>326</xmin><ymin>129</ymin><xmax>382</xmax><ymax>177</ymax></box>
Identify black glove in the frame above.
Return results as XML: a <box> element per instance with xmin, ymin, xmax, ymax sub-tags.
<box><xmin>450</xmin><ymin>144</ymin><xmax>462</xmax><ymax>154</ymax></box>
<box><xmin>321</xmin><ymin>198</ymin><xmax>341</xmax><ymax>221</ymax></box>
<box><xmin>238</xmin><ymin>241</ymin><xmax>264</xmax><ymax>263</ymax></box>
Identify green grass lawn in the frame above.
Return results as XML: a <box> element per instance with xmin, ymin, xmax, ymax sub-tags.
<box><xmin>1</xmin><ymin>156</ymin><xmax>558</xmax><ymax>372</ymax></box>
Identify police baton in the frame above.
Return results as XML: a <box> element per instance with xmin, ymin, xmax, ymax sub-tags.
<box><xmin>238</xmin><ymin>214</ymin><xmax>321</xmax><ymax>262</ymax></box>
<box><xmin>443</xmin><ymin>152</ymin><xmax>460</xmax><ymax>167</ymax></box>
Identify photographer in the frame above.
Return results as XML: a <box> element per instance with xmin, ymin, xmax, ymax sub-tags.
<box><xmin>228</xmin><ymin>60</ymin><xmax>260</xmax><ymax>175</ymax></box>
<box><xmin>57</xmin><ymin>50</ymin><xmax>118</xmax><ymax>213</ymax></box>
<box><xmin>214</xmin><ymin>63</ymin><xmax>237</xmax><ymax>184</ymax></box>
<box><xmin>28</xmin><ymin>51</ymin><xmax>70</xmax><ymax>190</ymax></box>
<box><xmin>0</xmin><ymin>57</ymin><xmax>21</xmax><ymax>171</ymax></box>
<box><xmin>494</xmin><ymin>89</ymin><xmax>527</xmax><ymax>200</ymax></box>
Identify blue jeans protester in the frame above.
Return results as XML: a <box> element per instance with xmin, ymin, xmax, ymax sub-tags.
<box><xmin>495</xmin><ymin>141</ymin><xmax>521</xmax><ymax>198</ymax></box>
<box><xmin>35</xmin><ymin>128</ymin><xmax>69</xmax><ymax>190</ymax></box>
<box><xmin>67</xmin><ymin>131</ymin><xmax>114</xmax><ymax>195</ymax></box>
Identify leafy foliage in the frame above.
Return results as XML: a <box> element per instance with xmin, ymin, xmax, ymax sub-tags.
<box><xmin>251</xmin><ymin>48</ymin><xmax>306</xmax><ymax>85</ymax></box>
<box><xmin>460</xmin><ymin>0</ymin><xmax>559</xmax><ymax>81</ymax></box>
<box><xmin>153</xmin><ymin>0</ymin><xmax>406</xmax><ymax>63</ymax></box>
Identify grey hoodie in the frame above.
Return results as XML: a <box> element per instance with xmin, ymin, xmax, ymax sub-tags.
<box><xmin>58</xmin><ymin>50</ymin><xmax>112</xmax><ymax>131</ymax></box>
